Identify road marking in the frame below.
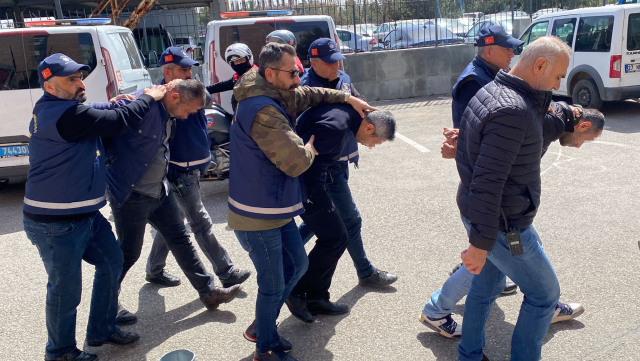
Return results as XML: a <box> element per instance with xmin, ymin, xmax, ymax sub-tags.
<box><xmin>395</xmin><ymin>132</ymin><xmax>430</xmax><ymax>153</ymax></box>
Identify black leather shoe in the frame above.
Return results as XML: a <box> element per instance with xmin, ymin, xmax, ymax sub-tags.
<box><xmin>45</xmin><ymin>348</ymin><xmax>97</xmax><ymax>361</ymax></box>
<box><xmin>253</xmin><ymin>348</ymin><xmax>298</xmax><ymax>361</ymax></box>
<box><xmin>285</xmin><ymin>295</ymin><xmax>313</xmax><ymax>323</ymax></box>
<box><xmin>200</xmin><ymin>284</ymin><xmax>242</xmax><ymax>310</ymax></box>
<box><xmin>145</xmin><ymin>269</ymin><xmax>181</xmax><ymax>287</ymax></box>
<box><xmin>86</xmin><ymin>329</ymin><xmax>140</xmax><ymax>347</ymax></box>
<box><xmin>358</xmin><ymin>268</ymin><xmax>398</xmax><ymax>288</ymax></box>
<box><xmin>221</xmin><ymin>268</ymin><xmax>252</xmax><ymax>288</ymax></box>
<box><xmin>502</xmin><ymin>280</ymin><xmax>518</xmax><ymax>295</ymax></box>
<box><xmin>115</xmin><ymin>303</ymin><xmax>137</xmax><ymax>326</ymax></box>
<box><xmin>306</xmin><ymin>299</ymin><xmax>349</xmax><ymax>316</ymax></box>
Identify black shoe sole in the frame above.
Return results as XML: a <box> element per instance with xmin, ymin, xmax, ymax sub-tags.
<box><xmin>115</xmin><ymin>317</ymin><xmax>137</xmax><ymax>326</ymax></box>
<box><xmin>86</xmin><ymin>338</ymin><xmax>140</xmax><ymax>347</ymax></box>
<box><xmin>308</xmin><ymin>308</ymin><xmax>350</xmax><ymax>316</ymax></box>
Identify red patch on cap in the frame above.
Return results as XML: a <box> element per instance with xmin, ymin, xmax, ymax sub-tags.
<box><xmin>311</xmin><ymin>49</ymin><xmax>318</xmax><ymax>56</ymax></box>
<box><xmin>42</xmin><ymin>68</ymin><xmax>52</xmax><ymax>79</ymax></box>
<box><xmin>484</xmin><ymin>36</ymin><xmax>495</xmax><ymax>45</ymax></box>
<box><xmin>164</xmin><ymin>55</ymin><xmax>174</xmax><ymax>63</ymax></box>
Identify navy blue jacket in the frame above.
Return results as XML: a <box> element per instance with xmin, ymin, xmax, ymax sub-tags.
<box><xmin>300</xmin><ymin>68</ymin><xmax>359</xmax><ymax>164</ymax></box>
<box><xmin>451</xmin><ymin>56</ymin><xmax>498</xmax><ymax>128</ymax></box>
<box><xmin>456</xmin><ymin>71</ymin><xmax>552</xmax><ymax>251</ymax></box>
<box><xmin>296</xmin><ymin>104</ymin><xmax>362</xmax><ymax>185</ymax></box>
<box><xmin>228</xmin><ymin>95</ymin><xmax>305</xmax><ymax>220</ymax></box>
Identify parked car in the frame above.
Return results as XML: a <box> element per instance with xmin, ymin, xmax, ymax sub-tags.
<box><xmin>427</xmin><ymin>18</ymin><xmax>470</xmax><ymax>37</ymax></box>
<box><xmin>511</xmin><ymin>3</ymin><xmax>640</xmax><ymax>109</ymax></box>
<box><xmin>372</xmin><ymin>19</ymin><xmax>428</xmax><ymax>43</ymax></box>
<box><xmin>463</xmin><ymin>16</ymin><xmax>532</xmax><ymax>42</ymax></box>
<box><xmin>132</xmin><ymin>25</ymin><xmax>175</xmax><ymax>67</ymax></box>
<box><xmin>0</xmin><ymin>21</ymin><xmax>152</xmax><ymax>182</ymax></box>
<box><xmin>336</xmin><ymin>28</ymin><xmax>377</xmax><ymax>52</ymax></box>
<box><xmin>380</xmin><ymin>23</ymin><xmax>461</xmax><ymax>49</ymax></box>
<box><xmin>204</xmin><ymin>11</ymin><xmax>340</xmax><ymax>113</ymax></box>
<box><xmin>354</xmin><ymin>23</ymin><xmax>378</xmax><ymax>37</ymax></box>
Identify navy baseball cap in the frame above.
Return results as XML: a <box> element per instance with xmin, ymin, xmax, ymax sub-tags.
<box><xmin>38</xmin><ymin>53</ymin><xmax>90</xmax><ymax>86</ymax></box>
<box><xmin>159</xmin><ymin>46</ymin><xmax>200</xmax><ymax>67</ymax></box>
<box><xmin>308</xmin><ymin>38</ymin><xmax>345</xmax><ymax>64</ymax></box>
<box><xmin>475</xmin><ymin>25</ymin><xmax>524</xmax><ymax>48</ymax></box>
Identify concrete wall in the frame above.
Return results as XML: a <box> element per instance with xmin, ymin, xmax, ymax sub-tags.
<box><xmin>343</xmin><ymin>44</ymin><xmax>476</xmax><ymax>101</ymax></box>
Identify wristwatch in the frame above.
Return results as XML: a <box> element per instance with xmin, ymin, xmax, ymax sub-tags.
<box><xmin>343</xmin><ymin>90</ymin><xmax>350</xmax><ymax>103</ymax></box>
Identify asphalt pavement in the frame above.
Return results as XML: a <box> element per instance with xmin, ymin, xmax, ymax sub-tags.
<box><xmin>1</xmin><ymin>96</ymin><xmax>639</xmax><ymax>361</ymax></box>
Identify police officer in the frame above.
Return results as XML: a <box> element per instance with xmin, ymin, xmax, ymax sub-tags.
<box><xmin>144</xmin><ymin>47</ymin><xmax>251</xmax><ymax>289</ymax></box>
<box><xmin>103</xmin><ymin>78</ymin><xmax>242</xmax><ymax>326</ymax></box>
<box><xmin>298</xmin><ymin>38</ymin><xmax>398</xmax><ymax>288</ymax></box>
<box><xmin>23</xmin><ymin>53</ymin><xmax>165</xmax><ymax>361</ymax></box>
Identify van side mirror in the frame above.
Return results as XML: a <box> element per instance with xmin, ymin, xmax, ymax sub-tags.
<box><xmin>147</xmin><ymin>51</ymin><xmax>159</xmax><ymax>68</ymax></box>
<box><xmin>514</xmin><ymin>44</ymin><xmax>524</xmax><ymax>55</ymax></box>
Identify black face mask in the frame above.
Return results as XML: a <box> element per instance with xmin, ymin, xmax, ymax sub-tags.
<box><xmin>230</xmin><ymin>60</ymin><xmax>252</xmax><ymax>76</ymax></box>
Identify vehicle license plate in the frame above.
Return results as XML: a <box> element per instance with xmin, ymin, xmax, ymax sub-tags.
<box><xmin>0</xmin><ymin>145</ymin><xmax>29</xmax><ymax>158</ymax></box>
<box><xmin>625</xmin><ymin>63</ymin><xmax>640</xmax><ymax>73</ymax></box>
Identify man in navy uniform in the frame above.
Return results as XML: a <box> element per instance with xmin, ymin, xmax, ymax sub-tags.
<box><xmin>298</xmin><ymin>38</ymin><xmax>398</xmax><ymax>288</ymax></box>
<box><xmin>23</xmin><ymin>53</ymin><xmax>166</xmax><ymax>361</ymax></box>
<box><xmin>144</xmin><ymin>47</ymin><xmax>251</xmax><ymax>289</ymax></box>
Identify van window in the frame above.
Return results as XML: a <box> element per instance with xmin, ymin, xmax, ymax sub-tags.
<box><xmin>575</xmin><ymin>16</ymin><xmax>614</xmax><ymax>52</ymax></box>
<box><xmin>552</xmin><ymin>18</ymin><xmax>577</xmax><ymax>47</ymax></box>
<box><xmin>525</xmin><ymin>21</ymin><xmax>549</xmax><ymax>46</ymax></box>
<box><xmin>106</xmin><ymin>32</ymin><xmax>143</xmax><ymax>70</ymax></box>
<box><xmin>627</xmin><ymin>13</ymin><xmax>640</xmax><ymax>51</ymax></box>
<box><xmin>219</xmin><ymin>20</ymin><xmax>330</xmax><ymax>68</ymax></box>
<box><xmin>133</xmin><ymin>28</ymin><xmax>173</xmax><ymax>58</ymax></box>
<box><xmin>0</xmin><ymin>32</ymin><xmax>97</xmax><ymax>91</ymax></box>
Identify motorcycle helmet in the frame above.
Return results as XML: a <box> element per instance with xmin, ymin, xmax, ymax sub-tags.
<box><xmin>266</xmin><ymin>30</ymin><xmax>298</xmax><ymax>49</ymax></box>
<box><xmin>225</xmin><ymin>43</ymin><xmax>253</xmax><ymax>65</ymax></box>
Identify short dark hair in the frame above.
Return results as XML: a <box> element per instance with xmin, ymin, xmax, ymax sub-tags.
<box><xmin>258</xmin><ymin>43</ymin><xmax>296</xmax><ymax>77</ymax></box>
<box><xmin>174</xmin><ymin>79</ymin><xmax>206</xmax><ymax>107</ymax></box>
<box><xmin>581</xmin><ymin>108</ymin><xmax>605</xmax><ymax>132</ymax></box>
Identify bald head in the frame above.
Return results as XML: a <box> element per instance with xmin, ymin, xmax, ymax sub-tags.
<box><xmin>511</xmin><ymin>36</ymin><xmax>571</xmax><ymax>91</ymax></box>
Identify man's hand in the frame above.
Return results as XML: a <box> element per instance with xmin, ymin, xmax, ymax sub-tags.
<box><xmin>461</xmin><ymin>244</ymin><xmax>488</xmax><ymax>275</ymax></box>
<box><xmin>305</xmin><ymin>135</ymin><xmax>318</xmax><ymax>156</ymax></box>
<box><xmin>441</xmin><ymin>140</ymin><xmax>457</xmax><ymax>159</ymax></box>
<box><xmin>165</xmin><ymin>79</ymin><xmax>182</xmax><ymax>92</ymax></box>
<box><xmin>109</xmin><ymin>94</ymin><xmax>136</xmax><ymax>103</ymax></box>
<box><xmin>570</xmin><ymin>105</ymin><xmax>583</xmax><ymax>119</ymax></box>
<box><xmin>347</xmin><ymin>96</ymin><xmax>377</xmax><ymax>117</ymax></box>
<box><xmin>143</xmin><ymin>85</ymin><xmax>167</xmax><ymax>101</ymax></box>
<box><xmin>443</xmin><ymin>127</ymin><xmax>459</xmax><ymax>140</ymax></box>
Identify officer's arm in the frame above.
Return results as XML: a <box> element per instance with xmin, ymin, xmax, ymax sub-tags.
<box><xmin>56</xmin><ymin>94</ymin><xmax>156</xmax><ymax>142</ymax></box>
<box><xmin>456</xmin><ymin>80</ymin><xmax>483</xmax><ymax>125</ymax></box>
<box><xmin>293</xmin><ymin>86</ymin><xmax>346</xmax><ymax>114</ymax></box>
<box><xmin>250</xmin><ymin>105</ymin><xmax>315</xmax><ymax>177</ymax></box>
<box><xmin>206</xmin><ymin>78</ymin><xmax>235</xmax><ymax>95</ymax></box>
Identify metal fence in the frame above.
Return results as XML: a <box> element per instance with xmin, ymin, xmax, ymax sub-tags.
<box><xmin>227</xmin><ymin>0</ymin><xmax>619</xmax><ymax>52</ymax></box>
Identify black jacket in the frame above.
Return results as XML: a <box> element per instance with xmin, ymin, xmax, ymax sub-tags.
<box><xmin>456</xmin><ymin>70</ymin><xmax>553</xmax><ymax>251</ymax></box>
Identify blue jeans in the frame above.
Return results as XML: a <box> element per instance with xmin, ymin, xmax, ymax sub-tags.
<box><xmin>422</xmin><ymin>262</ymin><xmax>482</xmax><ymax>319</ymax></box>
<box><xmin>298</xmin><ymin>162</ymin><xmax>375</xmax><ymax>278</ymax></box>
<box><xmin>234</xmin><ymin>220</ymin><xmax>308</xmax><ymax>352</ymax></box>
<box><xmin>24</xmin><ymin>213</ymin><xmax>122</xmax><ymax>359</ymax></box>
<box><xmin>108</xmin><ymin>190</ymin><xmax>215</xmax><ymax>296</ymax></box>
<box><xmin>458</xmin><ymin>216</ymin><xmax>560</xmax><ymax>361</ymax></box>
<box><xmin>146</xmin><ymin>172</ymin><xmax>235</xmax><ymax>280</ymax></box>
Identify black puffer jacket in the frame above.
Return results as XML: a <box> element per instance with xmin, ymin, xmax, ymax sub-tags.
<box><xmin>456</xmin><ymin>70</ymin><xmax>553</xmax><ymax>251</ymax></box>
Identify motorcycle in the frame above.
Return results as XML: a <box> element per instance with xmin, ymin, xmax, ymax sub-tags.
<box><xmin>201</xmin><ymin>103</ymin><xmax>232</xmax><ymax>181</ymax></box>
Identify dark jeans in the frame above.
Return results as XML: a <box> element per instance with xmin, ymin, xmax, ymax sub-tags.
<box><xmin>234</xmin><ymin>221</ymin><xmax>308</xmax><ymax>352</ymax></box>
<box><xmin>146</xmin><ymin>172</ymin><xmax>235</xmax><ymax>280</ymax></box>
<box><xmin>24</xmin><ymin>213</ymin><xmax>122</xmax><ymax>359</ymax></box>
<box><xmin>292</xmin><ymin>183</ymin><xmax>349</xmax><ymax>301</ymax></box>
<box><xmin>299</xmin><ymin>162</ymin><xmax>375</xmax><ymax>278</ymax></box>
<box><xmin>108</xmin><ymin>190</ymin><xmax>215</xmax><ymax>296</ymax></box>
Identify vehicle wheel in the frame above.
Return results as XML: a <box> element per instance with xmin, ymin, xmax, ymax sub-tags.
<box><xmin>572</xmin><ymin>78</ymin><xmax>603</xmax><ymax>109</ymax></box>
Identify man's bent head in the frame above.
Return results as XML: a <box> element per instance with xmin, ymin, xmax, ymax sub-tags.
<box><xmin>355</xmin><ymin>110</ymin><xmax>397</xmax><ymax>148</ymax></box>
<box><xmin>560</xmin><ymin>109</ymin><xmax>605</xmax><ymax>148</ymax></box>
<box><xmin>162</xmin><ymin>79</ymin><xmax>206</xmax><ymax>119</ymax></box>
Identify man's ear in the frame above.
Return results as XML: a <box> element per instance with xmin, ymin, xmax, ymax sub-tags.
<box><xmin>43</xmin><ymin>81</ymin><xmax>55</xmax><ymax>95</ymax></box>
<box><xmin>170</xmin><ymin>91</ymin><xmax>181</xmax><ymax>103</ymax></box>
<box><xmin>365</xmin><ymin>123</ymin><xmax>376</xmax><ymax>135</ymax></box>
<box><xmin>533</xmin><ymin>57</ymin><xmax>547</xmax><ymax>75</ymax></box>
<box><xmin>577</xmin><ymin>120</ymin><xmax>592</xmax><ymax>133</ymax></box>
<box><xmin>264</xmin><ymin>68</ymin><xmax>276</xmax><ymax>83</ymax></box>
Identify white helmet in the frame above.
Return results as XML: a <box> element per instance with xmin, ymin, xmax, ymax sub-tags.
<box><xmin>225</xmin><ymin>43</ymin><xmax>253</xmax><ymax>65</ymax></box>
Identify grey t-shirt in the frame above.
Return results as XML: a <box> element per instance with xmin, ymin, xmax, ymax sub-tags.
<box><xmin>133</xmin><ymin>117</ymin><xmax>173</xmax><ymax>198</ymax></box>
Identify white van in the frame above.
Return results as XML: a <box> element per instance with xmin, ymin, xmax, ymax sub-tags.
<box><xmin>0</xmin><ymin>21</ymin><xmax>152</xmax><ymax>181</ymax></box>
<box><xmin>511</xmin><ymin>3</ymin><xmax>640</xmax><ymax>108</ymax></box>
<box><xmin>204</xmin><ymin>11</ymin><xmax>339</xmax><ymax>113</ymax></box>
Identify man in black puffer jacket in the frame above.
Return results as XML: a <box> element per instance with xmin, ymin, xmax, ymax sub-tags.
<box><xmin>456</xmin><ymin>36</ymin><xmax>572</xmax><ymax>361</ymax></box>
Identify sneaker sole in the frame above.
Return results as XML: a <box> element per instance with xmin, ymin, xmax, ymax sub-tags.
<box><xmin>551</xmin><ymin>306</ymin><xmax>585</xmax><ymax>324</ymax></box>
<box><xmin>243</xmin><ymin>330</ymin><xmax>257</xmax><ymax>343</ymax></box>
<box><xmin>501</xmin><ymin>287</ymin><xmax>518</xmax><ymax>295</ymax></box>
<box><xmin>418</xmin><ymin>314</ymin><xmax>459</xmax><ymax>339</ymax></box>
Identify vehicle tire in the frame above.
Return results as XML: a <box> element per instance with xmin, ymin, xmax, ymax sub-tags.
<box><xmin>572</xmin><ymin>78</ymin><xmax>603</xmax><ymax>109</ymax></box>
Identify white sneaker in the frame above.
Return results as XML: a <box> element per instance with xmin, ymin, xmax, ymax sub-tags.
<box><xmin>419</xmin><ymin>313</ymin><xmax>462</xmax><ymax>338</ymax></box>
<box><xmin>551</xmin><ymin>302</ymin><xmax>584</xmax><ymax>323</ymax></box>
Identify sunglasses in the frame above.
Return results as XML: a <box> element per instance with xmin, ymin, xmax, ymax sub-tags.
<box><xmin>272</xmin><ymin>68</ymin><xmax>300</xmax><ymax>79</ymax></box>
